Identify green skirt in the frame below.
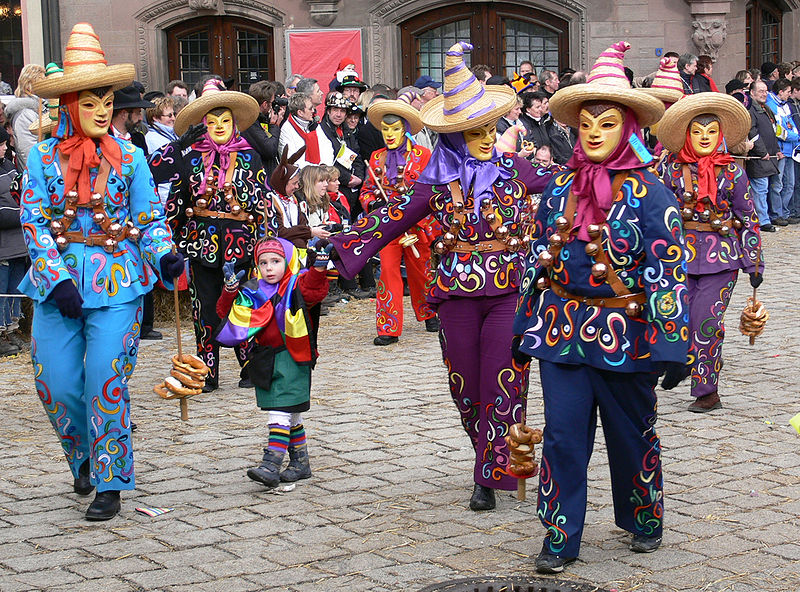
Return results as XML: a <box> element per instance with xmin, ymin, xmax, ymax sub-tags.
<box><xmin>255</xmin><ymin>348</ymin><xmax>311</xmax><ymax>410</ymax></box>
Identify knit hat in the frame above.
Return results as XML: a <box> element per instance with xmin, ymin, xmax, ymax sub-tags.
<box><xmin>640</xmin><ymin>56</ymin><xmax>684</xmax><ymax>104</ymax></box>
<box><xmin>725</xmin><ymin>79</ymin><xmax>747</xmax><ymax>94</ymax></box>
<box><xmin>549</xmin><ymin>41</ymin><xmax>664</xmax><ymax>129</ymax></box>
<box><xmin>367</xmin><ymin>90</ymin><xmax>424</xmax><ymax>134</ymax></box>
<box><xmin>420</xmin><ymin>42</ymin><xmax>517</xmax><ymax>133</ymax></box>
<box><xmin>174</xmin><ymin>79</ymin><xmax>259</xmax><ymax>135</ymax></box>
<box><xmin>256</xmin><ymin>238</ymin><xmax>285</xmax><ymax>260</ymax></box>
<box><xmin>760</xmin><ymin>61</ymin><xmax>778</xmax><ymax>78</ymax></box>
<box><xmin>270</xmin><ymin>145</ymin><xmax>306</xmax><ymax>196</ymax></box>
<box><xmin>656</xmin><ymin>92</ymin><xmax>751</xmax><ymax>154</ymax></box>
<box><xmin>32</xmin><ymin>23</ymin><xmax>135</xmax><ymax>98</ymax></box>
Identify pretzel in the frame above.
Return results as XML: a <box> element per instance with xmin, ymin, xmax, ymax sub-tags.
<box><xmin>172</xmin><ymin>354</ymin><xmax>210</xmax><ymax>376</ymax></box>
<box><xmin>154</xmin><ymin>382</ymin><xmax>182</xmax><ymax>400</ymax></box>
<box><xmin>739</xmin><ymin>297</ymin><xmax>769</xmax><ymax>340</ymax></box>
<box><xmin>170</xmin><ymin>368</ymin><xmax>205</xmax><ymax>390</ymax></box>
<box><xmin>505</xmin><ymin>423</ymin><xmax>543</xmax><ymax>478</ymax></box>
<box><xmin>164</xmin><ymin>376</ymin><xmax>202</xmax><ymax>397</ymax></box>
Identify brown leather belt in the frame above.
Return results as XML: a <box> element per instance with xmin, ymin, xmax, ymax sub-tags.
<box><xmin>684</xmin><ymin>221</ymin><xmax>716</xmax><ymax>232</ymax></box>
<box><xmin>550</xmin><ymin>281</ymin><xmax>646</xmax><ymax>308</ymax></box>
<box><xmin>62</xmin><ymin>231</ymin><xmax>120</xmax><ymax>247</ymax></box>
<box><xmin>193</xmin><ymin>207</ymin><xmax>250</xmax><ymax>221</ymax></box>
<box><xmin>450</xmin><ymin>239</ymin><xmax>508</xmax><ymax>254</ymax></box>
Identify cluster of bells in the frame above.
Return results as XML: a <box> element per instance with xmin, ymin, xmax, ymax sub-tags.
<box><xmin>536</xmin><ymin>217</ymin><xmax>643</xmax><ymax>319</ymax></box>
<box><xmin>432</xmin><ymin>198</ymin><xmax>529</xmax><ymax>256</ymax></box>
<box><xmin>682</xmin><ymin>190</ymin><xmax>742</xmax><ymax>236</ymax></box>
<box><xmin>50</xmin><ymin>190</ymin><xmax>140</xmax><ymax>253</ymax></box>
<box><xmin>373</xmin><ymin>166</ymin><xmax>408</xmax><ymax>194</ymax></box>
<box><xmin>185</xmin><ymin>181</ymin><xmax>255</xmax><ymax>223</ymax></box>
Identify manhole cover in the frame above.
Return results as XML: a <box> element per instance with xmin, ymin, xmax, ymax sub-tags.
<box><xmin>418</xmin><ymin>577</ymin><xmax>610</xmax><ymax>592</ymax></box>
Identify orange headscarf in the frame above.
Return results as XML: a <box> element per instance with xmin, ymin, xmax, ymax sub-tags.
<box><xmin>675</xmin><ymin>125</ymin><xmax>732</xmax><ymax>208</ymax></box>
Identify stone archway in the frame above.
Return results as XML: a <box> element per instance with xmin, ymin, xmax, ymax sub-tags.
<box><xmin>366</xmin><ymin>0</ymin><xmax>587</xmax><ymax>86</ymax></box>
<box><xmin>134</xmin><ymin>0</ymin><xmax>286</xmax><ymax>91</ymax></box>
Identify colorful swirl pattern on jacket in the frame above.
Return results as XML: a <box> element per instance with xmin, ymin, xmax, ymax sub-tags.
<box><xmin>514</xmin><ymin>168</ymin><xmax>690</xmax><ymax>372</ymax></box>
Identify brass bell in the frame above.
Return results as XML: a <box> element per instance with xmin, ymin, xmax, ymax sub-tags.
<box><xmin>396</xmin><ymin>184</ymin><xmax>407</xmax><ymax>193</ymax></box>
<box><xmin>549</xmin><ymin>233</ymin><xmax>564</xmax><ymax>248</ymax></box>
<box><xmin>442</xmin><ymin>232</ymin><xmax>457</xmax><ymax>247</ymax></box>
<box><xmin>454</xmin><ymin>202</ymin><xmax>465</xmax><ymax>213</ymax></box>
<box><xmin>495</xmin><ymin>225</ymin><xmax>509</xmax><ymax>239</ymax></box>
<box><xmin>591</xmin><ymin>262</ymin><xmax>608</xmax><ymax>279</ymax></box>
<box><xmin>92</xmin><ymin>212</ymin><xmax>106</xmax><ymax>225</ymax></box>
<box><xmin>103</xmin><ymin>238</ymin><xmax>116</xmax><ymax>253</ymax></box>
<box><xmin>50</xmin><ymin>219</ymin><xmax>64</xmax><ymax>234</ymax></box>
<box><xmin>535</xmin><ymin>276</ymin><xmax>550</xmax><ymax>290</ymax></box>
<box><xmin>451</xmin><ymin>217</ymin><xmax>462</xmax><ymax>230</ymax></box>
<box><xmin>733</xmin><ymin>219</ymin><xmax>743</xmax><ymax>229</ymax></box>
<box><xmin>710</xmin><ymin>218</ymin><xmax>722</xmax><ymax>231</ymax></box>
<box><xmin>682</xmin><ymin>208</ymin><xmax>694</xmax><ymax>221</ymax></box>
<box><xmin>196</xmin><ymin>198</ymin><xmax>208</xmax><ymax>209</ymax></box>
<box><xmin>223</xmin><ymin>182</ymin><xmax>233</xmax><ymax>192</ymax></box>
<box><xmin>585</xmin><ymin>242</ymin><xmax>600</xmax><ymax>257</ymax></box>
<box><xmin>231</xmin><ymin>204</ymin><xmax>242</xmax><ymax>215</ymax></box>
<box><xmin>521</xmin><ymin>235</ymin><xmax>531</xmax><ymax>248</ymax></box>
<box><xmin>480</xmin><ymin>198</ymin><xmax>492</xmax><ymax>211</ymax></box>
<box><xmin>374</xmin><ymin>167</ymin><xmax>383</xmax><ymax>176</ymax></box>
<box><xmin>625</xmin><ymin>301</ymin><xmax>642</xmax><ymax>318</ymax></box>
<box><xmin>108</xmin><ymin>222</ymin><xmax>124</xmax><ymax>237</ymax></box>
<box><xmin>507</xmin><ymin>236</ymin><xmax>521</xmax><ymax>252</ymax></box>
<box><xmin>538</xmin><ymin>251</ymin><xmax>554</xmax><ymax>267</ymax></box>
<box><xmin>555</xmin><ymin>216</ymin><xmax>569</xmax><ymax>231</ymax></box>
<box><xmin>485</xmin><ymin>212</ymin><xmax>497</xmax><ymax>224</ymax></box>
<box><xmin>433</xmin><ymin>240</ymin><xmax>447</xmax><ymax>255</ymax></box>
<box><xmin>127</xmin><ymin>227</ymin><xmax>141</xmax><ymax>241</ymax></box>
<box><xmin>63</xmin><ymin>207</ymin><xmax>77</xmax><ymax>219</ymax></box>
<box><xmin>185</xmin><ymin>207</ymin><xmax>195</xmax><ymax>218</ymax></box>
<box><xmin>247</xmin><ymin>215</ymin><xmax>255</xmax><ymax>223</ymax></box>
<box><xmin>55</xmin><ymin>235</ymin><xmax>69</xmax><ymax>250</ymax></box>
<box><xmin>700</xmin><ymin>210</ymin><xmax>710</xmax><ymax>222</ymax></box>
<box><xmin>89</xmin><ymin>193</ymin><xmax>103</xmax><ymax>207</ymax></box>
<box><xmin>531</xmin><ymin>203</ymin><xmax>539</xmax><ymax>216</ymax></box>
<box><xmin>66</xmin><ymin>190</ymin><xmax>79</xmax><ymax>202</ymax></box>
<box><xmin>682</xmin><ymin>191</ymin><xmax>694</xmax><ymax>201</ymax></box>
<box><xmin>719</xmin><ymin>225</ymin><xmax>730</xmax><ymax>236</ymax></box>
<box><xmin>586</xmin><ymin>224</ymin><xmax>602</xmax><ymax>239</ymax></box>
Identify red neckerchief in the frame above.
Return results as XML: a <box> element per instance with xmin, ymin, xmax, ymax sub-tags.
<box><xmin>675</xmin><ymin>128</ymin><xmax>732</xmax><ymax>207</ymax></box>
<box><xmin>288</xmin><ymin>116</ymin><xmax>320</xmax><ymax>164</ymax></box>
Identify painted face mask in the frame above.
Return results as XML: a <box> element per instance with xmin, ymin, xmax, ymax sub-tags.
<box><xmin>381</xmin><ymin>119</ymin><xmax>406</xmax><ymax>150</ymax></box>
<box><xmin>77</xmin><ymin>89</ymin><xmax>114</xmax><ymax>138</ymax></box>
<box><xmin>205</xmin><ymin>108</ymin><xmax>235</xmax><ymax>145</ymax></box>
<box><xmin>578</xmin><ymin>107</ymin><xmax>624</xmax><ymax>163</ymax></box>
<box><xmin>688</xmin><ymin>120</ymin><xmax>721</xmax><ymax>157</ymax></box>
<box><xmin>462</xmin><ymin>121</ymin><xmax>498</xmax><ymax>161</ymax></box>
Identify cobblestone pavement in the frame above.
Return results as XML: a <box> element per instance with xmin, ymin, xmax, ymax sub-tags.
<box><xmin>2</xmin><ymin>230</ymin><xmax>800</xmax><ymax>592</ymax></box>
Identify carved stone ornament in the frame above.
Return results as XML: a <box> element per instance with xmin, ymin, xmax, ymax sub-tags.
<box><xmin>691</xmin><ymin>17</ymin><xmax>728</xmax><ymax>59</ymax></box>
<box><xmin>305</xmin><ymin>0</ymin><xmax>340</xmax><ymax>27</ymax></box>
<box><xmin>188</xmin><ymin>0</ymin><xmax>220</xmax><ymax>10</ymax></box>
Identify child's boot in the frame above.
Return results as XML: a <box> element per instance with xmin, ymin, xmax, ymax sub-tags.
<box><xmin>280</xmin><ymin>445</ymin><xmax>312</xmax><ymax>482</ymax></box>
<box><xmin>247</xmin><ymin>448</ymin><xmax>283</xmax><ymax>488</ymax></box>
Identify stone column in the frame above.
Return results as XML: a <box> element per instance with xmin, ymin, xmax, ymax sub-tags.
<box><xmin>686</xmin><ymin>0</ymin><xmax>732</xmax><ymax>60</ymax></box>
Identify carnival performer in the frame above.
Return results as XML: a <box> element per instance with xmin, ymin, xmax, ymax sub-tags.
<box><xmin>331</xmin><ymin>42</ymin><xmax>555</xmax><ymax>510</ymax></box>
<box><xmin>640</xmin><ymin>56</ymin><xmax>685</xmax><ymax>156</ymax></box>
<box><xmin>150</xmin><ymin>79</ymin><xmax>278</xmax><ymax>392</ymax></box>
<box><xmin>360</xmin><ymin>91</ymin><xmax>437</xmax><ymax>345</ymax></box>
<box><xmin>512</xmin><ymin>42</ymin><xmax>689</xmax><ymax>572</ymax></box>
<box><xmin>19</xmin><ymin>23</ymin><xmax>183</xmax><ymax>520</ymax></box>
<box><xmin>656</xmin><ymin>92</ymin><xmax>762</xmax><ymax>412</ymax></box>
<box><xmin>216</xmin><ymin>237</ymin><xmax>329</xmax><ymax>487</ymax></box>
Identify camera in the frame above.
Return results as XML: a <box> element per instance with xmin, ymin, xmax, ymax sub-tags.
<box><xmin>272</xmin><ymin>96</ymin><xmax>288</xmax><ymax>113</ymax></box>
<box><xmin>322</xmin><ymin>223</ymin><xmax>343</xmax><ymax>233</ymax></box>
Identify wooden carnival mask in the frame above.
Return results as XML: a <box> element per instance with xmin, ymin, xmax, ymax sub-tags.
<box><xmin>463</xmin><ymin>120</ymin><xmax>498</xmax><ymax>161</ymax></box>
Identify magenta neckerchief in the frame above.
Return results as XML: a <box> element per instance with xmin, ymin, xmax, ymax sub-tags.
<box><xmin>193</xmin><ymin>125</ymin><xmax>252</xmax><ymax>194</ymax></box>
<box><xmin>566</xmin><ymin>108</ymin><xmax>650</xmax><ymax>241</ymax></box>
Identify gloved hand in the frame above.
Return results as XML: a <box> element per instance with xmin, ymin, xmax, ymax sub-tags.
<box><xmin>749</xmin><ymin>272</ymin><xmax>763</xmax><ymax>289</ymax></box>
<box><xmin>660</xmin><ymin>361</ymin><xmax>690</xmax><ymax>390</ymax></box>
<box><xmin>177</xmin><ymin>123</ymin><xmax>207</xmax><ymax>150</ymax></box>
<box><xmin>328</xmin><ymin>243</ymin><xmax>340</xmax><ymax>262</ymax></box>
<box><xmin>160</xmin><ymin>252</ymin><xmax>185</xmax><ymax>281</ymax></box>
<box><xmin>511</xmin><ymin>335</ymin><xmax>532</xmax><ymax>366</ymax></box>
<box><xmin>48</xmin><ymin>280</ymin><xmax>83</xmax><ymax>319</ymax></box>
<box><xmin>223</xmin><ymin>261</ymin><xmax>245</xmax><ymax>289</ymax></box>
<box><xmin>312</xmin><ymin>243</ymin><xmax>333</xmax><ymax>269</ymax></box>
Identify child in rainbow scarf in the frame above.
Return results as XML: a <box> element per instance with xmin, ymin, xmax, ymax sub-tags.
<box><xmin>216</xmin><ymin>237</ymin><xmax>329</xmax><ymax>487</ymax></box>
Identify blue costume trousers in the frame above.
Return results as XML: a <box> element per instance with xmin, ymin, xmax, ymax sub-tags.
<box><xmin>537</xmin><ymin>360</ymin><xmax>663</xmax><ymax>558</ymax></box>
<box><xmin>31</xmin><ymin>298</ymin><xmax>142</xmax><ymax>492</ymax></box>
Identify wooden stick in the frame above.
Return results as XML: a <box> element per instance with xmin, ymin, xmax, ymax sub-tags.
<box><xmin>36</xmin><ymin>100</ymin><xmax>43</xmax><ymax>143</ymax></box>
<box><xmin>173</xmin><ymin>279</ymin><xmax>189</xmax><ymax>421</ymax></box>
<box><xmin>517</xmin><ymin>478</ymin><xmax>526</xmax><ymax>501</ymax></box>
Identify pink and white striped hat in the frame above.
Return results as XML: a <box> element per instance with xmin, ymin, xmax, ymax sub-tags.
<box><xmin>641</xmin><ymin>56</ymin><xmax>684</xmax><ymax>104</ymax></box>
<box><xmin>550</xmin><ymin>41</ymin><xmax>664</xmax><ymax>129</ymax></box>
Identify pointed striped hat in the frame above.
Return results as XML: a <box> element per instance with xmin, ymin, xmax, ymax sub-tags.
<box><xmin>33</xmin><ymin>23</ymin><xmax>135</xmax><ymax>98</ymax></box>
<box><xmin>640</xmin><ymin>56</ymin><xmax>685</xmax><ymax>104</ymax></box>
<box><xmin>367</xmin><ymin>90</ymin><xmax>424</xmax><ymax>134</ymax></box>
<box><xmin>550</xmin><ymin>41</ymin><xmax>664</xmax><ymax>129</ymax></box>
<box><xmin>420</xmin><ymin>42</ymin><xmax>516</xmax><ymax>133</ymax></box>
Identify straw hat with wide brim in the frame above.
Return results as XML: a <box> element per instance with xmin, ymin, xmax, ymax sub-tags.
<box><xmin>29</xmin><ymin>63</ymin><xmax>62</xmax><ymax>137</ymax></box>
<box><xmin>367</xmin><ymin>90</ymin><xmax>424</xmax><ymax>135</ymax></box>
<box><xmin>656</xmin><ymin>92</ymin><xmax>751</xmax><ymax>154</ymax></box>
<box><xmin>550</xmin><ymin>41</ymin><xmax>664</xmax><ymax>129</ymax></box>
<box><xmin>640</xmin><ymin>56</ymin><xmax>684</xmax><ymax>104</ymax></box>
<box><xmin>33</xmin><ymin>23</ymin><xmax>135</xmax><ymax>99</ymax></box>
<box><xmin>174</xmin><ymin>79</ymin><xmax>259</xmax><ymax>136</ymax></box>
<box><xmin>420</xmin><ymin>42</ymin><xmax>517</xmax><ymax>133</ymax></box>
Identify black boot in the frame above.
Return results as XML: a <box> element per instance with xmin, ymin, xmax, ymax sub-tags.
<box><xmin>85</xmin><ymin>490</ymin><xmax>121</xmax><ymax>521</ymax></box>
<box><xmin>424</xmin><ymin>317</ymin><xmax>440</xmax><ymax>332</ymax></box>
<box><xmin>280</xmin><ymin>445</ymin><xmax>312</xmax><ymax>482</ymax></box>
<box><xmin>246</xmin><ymin>448</ymin><xmax>284</xmax><ymax>488</ymax></box>
<box><xmin>202</xmin><ymin>376</ymin><xmax>218</xmax><ymax>393</ymax></box>
<box><xmin>73</xmin><ymin>459</ymin><xmax>94</xmax><ymax>496</ymax></box>
<box><xmin>469</xmin><ymin>483</ymin><xmax>496</xmax><ymax>511</ymax></box>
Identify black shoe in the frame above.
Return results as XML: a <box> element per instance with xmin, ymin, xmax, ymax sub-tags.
<box><xmin>424</xmin><ymin>317</ymin><xmax>440</xmax><ymax>332</ymax></box>
<box><xmin>85</xmin><ymin>490</ymin><xmax>121</xmax><ymax>521</ymax></box>
<box><xmin>73</xmin><ymin>460</ymin><xmax>94</xmax><ymax>496</ymax></box>
<box><xmin>365</xmin><ymin>287</ymin><xmax>377</xmax><ymax>298</ymax></box>
<box><xmin>202</xmin><ymin>378</ymin><xmax>218</xmax><ymax>393</ymax></box>
<box><xmin>345</xmin><ymin>288</ymin><xmax>371</xmax><ymax>300</ymax></box>
<box><xmin>630</xmin><ymin>534</ymin><xmax>662</xmax><ymax>553</ymax></box>
<box><xmin>319</xmin><ymin>305</ymin><xmax>330</xmax><ymax>316</ymax></box>
<box><xmin>760</xmin><ymin>224</ymin><xmax>777</xmax><ymax>232</ymax></box>
<box><xmin>788</xmin><ymin>216</ymin><xmax>800</xmax><ymax>225</ymax></box>
<box><xmin>373</xmin><ymin>335</ymin><xmax>399</xmax><ymax>346</ymax></box>
<box><xmin>238</xmin><ymin>377</ymin><xmax>253</xmax><ymax>388</ymax></box>
<box><xmin>535</xmin><ymin>549</ymin><xmax>577</xmax><ymax>574</ymax></box>
<box><xmin>0</xmin><ymin>334</ymin><xmax>20</xmax><ymax>357</ymax></box>
<box><xmin>7</xmin><ymin>331</ymin><xmax>29</xmax><ymax>351</ymax></box>
<box><xmin>773</xmin><ymin>218</ymin><xmax>789</xmax><ymax>226</ymax></box>
<box><xmin>468</xmin><ymin>483</ymin><xmax>496</xmax><ymax>511</ymax></box>
<box><xmin>140</xmin><ymin>329</ymin><xmax>163</xmax><ymax>340</ymax></box>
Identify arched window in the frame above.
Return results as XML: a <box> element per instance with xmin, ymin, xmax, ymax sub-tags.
<box><xmin>167</xmin><ymin>17</ymin><xmax>274</xmax><ymax>92</ymax></box>
<box><xmin>400</xmin><ymin>2</ymin><xmax>569</xmax><ymax>86</ymax></box>
<box><xmin>745</xmin><ymin>0</ymin><xmax>783</xmax><ymax>68</ymax></box>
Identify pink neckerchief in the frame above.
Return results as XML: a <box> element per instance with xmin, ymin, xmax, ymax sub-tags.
<box><xmin>193</xmin><ymin>128</ymin><xmax>252</xmax><ymax>194</ymax></box>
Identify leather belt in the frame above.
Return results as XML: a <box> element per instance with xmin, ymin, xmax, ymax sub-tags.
<box><xmin>450</xmin><ymin>239</ymin><xmax>508</xmax><ymax>254</ymax></box>
<box><xmin>550</xmin><ymin>281</ymin><xmax>646</xmax><ymax>308</ymax></box>
<box><xmin>684</xmin><ymin>221</ymin><xmax>716</xmax><ymax>232</ymax></box>
<box><xmin>193</xmin><ymin>207</ymin><xmax>250</xmax><ymax>221</ymax></box>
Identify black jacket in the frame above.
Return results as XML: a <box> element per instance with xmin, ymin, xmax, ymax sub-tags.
<box><xmin>319</xmin><ymin>115</ymin><xmax>366</xmax><ymax>215</ymax></box>
<box><xmin>746</xmin><ymin>101</ymin><xmax>780</xmax><ymax>179</ymax></box>
<box><xmin>0</xmin><ymin>159</ymin><xmax>27</xmax><ymax>260</ymax></box>
<box><xmin>241</xmin><ymin>114</ymin><xmax>280</xmax><ymax>177</ymax></box>
<box><xmin>518</xmin><ymin>112</ymin><xmax>573</xmax><ymax>164</ymax></box>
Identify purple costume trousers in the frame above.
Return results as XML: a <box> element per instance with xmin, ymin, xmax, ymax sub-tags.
<box><xmin>687</xmin><ymin>270</ymin><xmax>738</xmax><ymax>398</ymax></box>
<box><xmin>438</xmin><ymin>293</ymin><xmax>527</xmax><ymax>491</ymax></box>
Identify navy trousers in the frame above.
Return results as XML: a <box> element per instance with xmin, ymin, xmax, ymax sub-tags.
<box><xmin>537</xmin><ymin>360</ymin><xmax>663</xmax><ymax>558</ymax></box>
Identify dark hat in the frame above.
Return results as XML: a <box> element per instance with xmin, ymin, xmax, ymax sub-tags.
<box><xmin>760</xmin><ymin>61</ymin><xmax>778</xmax><ymax>77</ymax></box>
<box><xmin>346</xmin><ymin>102</ymin><xmax>363</xmax><ymax>115</ymax></box>
<box><xmin>485</xmin><ymin>75</ymin><xmax>511</xmax><ymax>87</ymax></box>
<box><xmin>336</xmin><ymin>74</ymin><xmax>368</xmax><ymax>92</ymax></box>
<box><xmin>269</xmin><ymin>145</ymin><xmax>306</xmax><ymax>196</ymax></box>
<box><xmin>413</xmin><ymin>75</ymin><xmax>441</xmax><ymax>89</ymax></box>
<box><xmin>143</xmin><ymin>90</ymin><xmax>165</xmax><ymax>102</ymax></box>
<box><xmin>326</xmin><ymin>91</ymin><xmax>351</xmax><ymax>109</ymax></box>
<box><xmin>725</xmin><ymin>79</ymin><xmax>747</xmax><ymax>95</ymax></box>
<box><xmin>0</xmin><ymin>125</ymin><xmax>9</xmax><ymax>145</ymax></box>
<box><xmin>113</xmin><ymin>85</ymin><xmax>155</xmax><ymax>111</ymax></box>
